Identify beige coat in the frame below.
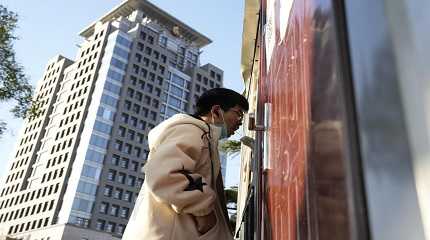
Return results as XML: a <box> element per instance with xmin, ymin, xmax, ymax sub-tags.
<box><xmin>122</xmin><ymin>114</ymin><xmax>233</xmax><ymax>240</ymax></box>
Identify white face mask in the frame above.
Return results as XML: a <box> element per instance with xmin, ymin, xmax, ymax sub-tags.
<box><xmin>211</xmin><ymin>109</ymin><xmax>229</xmax><ymax>140</ymax></box>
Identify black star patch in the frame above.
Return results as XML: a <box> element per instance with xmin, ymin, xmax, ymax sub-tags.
<box><xmin>178</xmin><ymin>166</ymin><xmax>207</xmax><ymax>192</ymax></box>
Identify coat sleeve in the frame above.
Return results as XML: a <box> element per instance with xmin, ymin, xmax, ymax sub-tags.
<box><xmin>143</xmin><ymin>124</ymin><xmax>216</xmax><ymax>217</ymax></box>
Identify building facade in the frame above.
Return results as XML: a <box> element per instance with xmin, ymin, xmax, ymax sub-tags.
<box><xmin>0</xmin><ymin>1</ymin><xmax>224</xmax><ymax>239</ymax></box>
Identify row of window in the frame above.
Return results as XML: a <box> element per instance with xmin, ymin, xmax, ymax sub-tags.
<box><xmin>97</xmin><ymin>106</ymin><xmax>116</xmax><ymax>122</ymax></box>
<box><xmin>96</xmin><ymin>219</ymin><xmax>126</xmax><ymax>235</ymax></box>
<box><xmin>117</xmin><ymin>126</ymin><xmax>147</xmax><ymax>145</ymax></box>
<box><xmin>55</xmin><ymin>124</ymin><xmax>77</xmax><ymax>141</ymax></box>
<box><xmin>0</xmin><ymin>183</ymin><xmax>60</xmax><ymax>216</ymax></box>
<box><xmin>106</xmin><ymin>169</ymin><xmax>143</xmax><ymax>189</ymax></box>
<box><xmin>72</xmin><ymin>197</ymin><xmax>93</xmax><ymax>213</ymax></box>
<box><xmin>41</xmin><ymin>167</ymin><xmax>64</xmax><ymax>184</ymax></box>
<box><xmin>136</xmin><ymin>42</ymin><xmax>167</xmax><ymax>63</ymax></box>
<box><xmin>50</xmin><ymin>133</ymin><xmax>74</xmax><ymax>153</ymax></box>
<box><xmin>110</xmin><ymin>154</ymin><xmax>142</xmax><ymax>172</ymax></box>
<box><xmin>46</xmin><ymin>152</ymin><xmax>69</xmax><ymax>169</ymax></box>
<box><xmin>36</xmin><ymin>85</ymin><xmax>55</xmax><ymax>101</ymax></box>
<box><xmin>122</xmin><ymin>100</ymin><xmax>158</xmax><ymax>121</ymax></box>
<box><xmin>139</xmin><ymin>29</ymin><xmax>155</xmax><ymax>45</ymax></box>
<box><xmin>120</xmin><ymin>113</ymin><xmax>155</xmax><ymax>131</ymax></box>
<box><xmin>19</xmin><ymin>130</ymin><xmax>38</xmax><ymax>148</ymax></box>
<box><xmin>59</xmin><ymin>111</ymin><xmax>81</xmax><ymax>128</ymax></box>
<box><xmin>0</xmin><ymin>183</ymin><xmax>20</xmax><ymax>198</ymax></box>
<box><xmin>126</xmin><ymin>87</ymin><xmax>160</xmax><ymax>108</ymax></box>
<box><xmin>70</xmin><ymin>73</ymin><xmax>92</xmax><ymax>92</ymax></box>
<box><xmin>9</xmin><ymin>156</ymin><xmax>29</xmax><ymax>171</ymax></box>
<box><xmin>101</xmin><ymin>94</ymin><xmax>119</xmax><ymax>108</ymax></box>
<box><xmin>15</xmin><ymin>143</ymin><xmax>34</xmax><ymax>158</ymax></box>
<box><xmin>24</xmin><ymin>119</ymin><xmax>42</xmax><ymax>134</ymax></box>
<box><xmin>66</xmin><ymin>86</ymin><xmax>88</xmax><ymax>104</ymax></box>
<box><xmin>1</xmin><ymin>200</ymin><xmax>54</xmax><ymax>225</ymax></box>
<box><xmin>112</xmin><ymin>139</ymin><xmax>148</xmax><ymax>159</ymax></box>
<box><xmin>8</xmin><ymin>216</ymin><xmax>50</xmax><ymax>235</ymax></box>
<box><xmin>99</xmin><ymin>202</ymin><xmax>129</xmax><ymax>219</ymax></box>
<box><xmin>62</xmin><ymin>97</ymin><xmax>86</xmax><ymax>115</ymax></box>
<box><xmin>4</xmin><ymin>169</ymin><xmax>24</xmax><ymax>184</ymax></box>
<box><xmin>103</xmin><ymin>184</ymin><xmax>138</xmax><ymax>202</ymax></box>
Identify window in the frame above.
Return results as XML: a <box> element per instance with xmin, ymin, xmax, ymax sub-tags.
<box><xmin>89</xmin><ymin>134</ymin><xmax>109</xmax><ymax>149</ymax></box>
<box><xmin>109</xmin><ymin>205</ymin><xmax>119</xmax><ymax>217</ymax></box>
<box><xmin>120</xmin><ymin>207</ymin><xmax>129</xmax><ymax>218</ymax></box>
<box><xmin>117</xmin><ymin>35</ymin><xmax>132</xmax><ymax>48</ymax></box>
<box><xmin>124</xmin><ymin>100</ymin><xmax>131</xmax><ymax>110</ymax></box>
<box><xmin>135</xmin><ymin>53</ymin><xmax>142</xmax><ymax>62</ymax></box>
<box><xmin>94</xmin><ymin>121</ymin><xmax>112</xmax><ymax>135</ymax></box>
<box><xmin>171</xmin><ymin>74</ymin><xmax>185</xmax><ymax>87</ymax></box>
<box><xmin>107</xmin><ymin>170</ymin><xmax>116</xmax><ymax>181</ymax></box>
<box><xmin>118</xmin><ymin>173</ymin><xmax>126</xmax><ymax>184</ymax></box>
<box><xmin>130</xmin><ymin>117</ymin><xmax>138</xmax><ymax>127</ymax></box>
<box><xmin>117</xmin><ymin>224</ymin><xmax>126</xmax><ymax>235</ymax></box>
<box><xmin>103</xmin><ymin>185</ymin><xmax>112</xmax><ymax>197</ymax></box>
<box><xmin>106</xmin><ymin>222</ymin><xmax>116</xmax><ymax>233</ymax></box>
<box><xmin>127</xmin><ymin>130</ymin><xmax>135</xmax><ymax>140</ymax></box>
<box><xmin>85</xmin><ymin>150</ymin><xmax>105</xmax><ymax>163</ymax></box>
<box><xmin>111</xmin><ymin>58</ymin><xmax>127</xmax><ymax>71</ymax></box>
<box><xmin>138</xmin><ymin>120</ymin><xmax>146</xmax><ymax>130</ymax></box>
<box><xmin>77</xmin><ymin>181</ymin><xmax>97</xmax><ymax>195</ymax></box>
<box><xmin>101</xmin><ymin>94</ymin><xmax>118</xmax><ymax>107</ymax></box>
<box><xmin>114</xmin><ymin>140</ymin><xmax>123</xmax><ymax>151</ymax></box>
<box><xmin>96</xmin><ymin>220</ymin><xmax>105</xmax><ymax>231</ymax></box>
<box><xmin>150</xmin><ymin>112</ymin><xmax>157</xmax><ymax>121</ymax></box>
<box><xmin>97</xmin><ymin>107</ymin><xmax>115</xmax><ymax>121</ymax></box>
<box><xmin>170</xmin><ymin>85</ymin><xmax>183</xmax><ymax>98</ymax></box>
<box><xmin>140</xmin><ymin>31</ymin><xmax>147</xmax><ymax>40</ymax></box>
<box><xmin>107</xmin><ymin>69</ymin><xmax>124</xmax><ymax>83</ymax></box>
<box><xmin>132</xmin><ymin>64</ymin><xmax>139</xmax><ymax>74</ymax></box>
<box><xmin>146</xmin><ymin>84</ymin><xmax>153</xmax><ymax>93</ymax></box>
<box><xmin>168</xmin><ymin>96</ymin><xmax>181</xmax><ymax>109</ymax></box>
<box><xmin>99</xmin><ymin>202</ymin><xmax>108</xmax><ymax>214</ymax></box>
<box><xmin>124</xmin><ymin>191</ymin><xmax>132</xmax><ymax>202</ymax></box>
<box><xmin>104</xmin><ymin>82</ymin><xmax>121</xmax><ymax>95</ymax></box>
<box><xmin>131</xmin><ymin>161</ymin><xmax>139</xmax><ymax>172</ymax></box>
<box><xmin>113</xmin><ymin>46</ymin><xmax>129</xmax><ymax>59</ymax></box>
<box><xmin>81</xmin><ymin>165</ymin><xmax>100</xmax><ymax>179</ymax></box>
<box><xmin>143</xmin><ymin>96</ymin><xmax>150</xmax><ymax>105</ymax></box>
<box><xmin>111</xmin><ymin>154</ymin><xmax>120</xmax><ymax>165</ymax></box>
<box><xmin>137</xmin><ymin>178</ymin><xmax>144</xmax><ymax>188</ymax></box>
<box><xmin>132</xmin><ymin>104</ymin><xmax>140</xmax><ymax>114</ymax></box>
<box><xmin>118</xmin><ymin>126</ymin><xmax>126</xmax><ymax>137</ymax></box>
<box><xmin>148</xmin><ymin>35</ymin><xmax>154</xmax><ymax>44</ymax></box>
<box><xmin>120</xmin><ymin>158</ymin><xmax>129</xmax><ymax>168</ymax></box>
<box><xmin>159</xmin><ymin>36</ymin><xmax>167</xmax><ymax>47</ymax></box>
<box><xmin>120</xmin><ymin>113</ymin><xmax>129</xmax><ymax>123</ymax></box>
<box><xmin>113</xmin><ymin>188</ymin><xmax>123</xmax><ymax>199</ymax></box>
<box><xmin>127</xmin><ymin>176</ymin><xmax>135</xmax><ymax>186</ymax></box>
<box><xmin>72</xmin><ymin>198</ymin><xmax>93</xmax><ymax>213</ymax></box>
<box><xmin>127</xmin><ymin>88</ymin><xmax>135</xmax><ymax>98</ymax></box>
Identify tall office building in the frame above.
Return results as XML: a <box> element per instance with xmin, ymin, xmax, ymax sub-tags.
<box><xmin>0</xmin><ymin>0</ymin><xmax>224</xmax><ymax>239</ymax></box>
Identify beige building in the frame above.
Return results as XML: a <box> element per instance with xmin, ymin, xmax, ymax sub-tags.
<box><xmin>0</xmin><ymin>0</ymin><xmax>223</xmax><ymax>239</ymax></box>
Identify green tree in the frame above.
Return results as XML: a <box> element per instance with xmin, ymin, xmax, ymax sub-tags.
<box><xmin>0</xmin><ymin>5</ymin><xmax>38</xmax><ymax>136</ymax></box>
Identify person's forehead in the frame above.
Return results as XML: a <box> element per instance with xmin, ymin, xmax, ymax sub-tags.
<box><xmin>230</xmin><ymin>105</ymin><xmax>245</xmax><ymax>113</ymax></box>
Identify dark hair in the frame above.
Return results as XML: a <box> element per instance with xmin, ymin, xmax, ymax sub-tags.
<box><xmin>194</xmin><ymin>88</ymin><xmax>249</xmax><ymax>116</ymax></box>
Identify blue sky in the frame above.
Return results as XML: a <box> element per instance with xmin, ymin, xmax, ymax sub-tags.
<box><xmin>0</xmin><ymin>0</ymin><xmax>245</xmax><ymax>184</ymax></box>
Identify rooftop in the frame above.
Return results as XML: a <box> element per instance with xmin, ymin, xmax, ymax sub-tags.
<box><xmin>79</xmin><ymin>0</ymin><xmax>212</xmax><ymax>48</ymax></box>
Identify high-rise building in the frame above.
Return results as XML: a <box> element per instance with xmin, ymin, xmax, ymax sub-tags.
<box><xmin>0</xmin><ymin>1</ymin><xmax>224</xmax><ymax>239</ymax></box>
